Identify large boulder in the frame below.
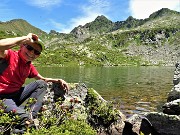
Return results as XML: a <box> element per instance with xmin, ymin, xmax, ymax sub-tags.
<box><xmin>43</xmin><ymin>83</ymin><xmax>126</xmax><ymax>134</ymax></box>
<box><xmin>145</xmin><ymin>112</ymin><xmax>180</xmax><ymax>135</ymax></box>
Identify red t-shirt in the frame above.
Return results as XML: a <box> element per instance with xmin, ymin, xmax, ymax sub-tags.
<box><xmin>0</xmin><ymin>49</ymin><xmax>38</xmax><ymax>94</ymax></box>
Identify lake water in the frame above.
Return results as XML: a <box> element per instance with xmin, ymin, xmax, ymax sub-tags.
<box><xmin>31</xmin><ymin>66</ymin><xmax>174</xmax><ymax>117</ymax></box>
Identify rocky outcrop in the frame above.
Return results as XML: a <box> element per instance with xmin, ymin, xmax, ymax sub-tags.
<box><xmin>43</xmin><ymin>83</ymin><xmax>158</xmax><ymax>134</ymax></box>
<box><xmin>44</xmin><ymin>83</ymin><xmax>126</xmax><ymax>134</ymax></box>
<box><xmin>145</xmin><ymin>112</ymin><xmax>180</xmax><ymax>135</ymax></box>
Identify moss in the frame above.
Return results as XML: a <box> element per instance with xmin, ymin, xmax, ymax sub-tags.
<box><xmin>85</xmin><ymin>88</ymin><xmax>119</xmax><ymax>129</ymax></box>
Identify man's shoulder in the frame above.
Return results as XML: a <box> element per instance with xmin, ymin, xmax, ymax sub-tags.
<box><xmin>7</xmin><ymin>49</ymin><xmax>19</xmax><ymax>58</ymax></box>
<box><xmin>8</xmin><ymin>49</ymin><xmax>18</xmax><ymax>54</ymax></box>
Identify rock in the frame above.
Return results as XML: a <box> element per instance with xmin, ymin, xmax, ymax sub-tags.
<box><xmin>140</xmin><ymin>117</ymin><xmax>160</xmax><ymax>135</ymax></box>
<box><xmin>145</xmin><ymin>112</ymin><xmax>180</xmax><ymax>135</ymax></box>
<box><xmin>43</xmin><ymin>83</ymin><xmax>126</xmax><ymax>134</ymax></box>
<box><xmin>163</xmin><ymin>99</ymin><xmax>180</xmax><ymax>115</ymax></box>
<box><xmin>123</xmin><ymin>114</ymin><xmax>141</xmax><ymax>135</ymax></box>
<box><xmin>173</xmin><ymin>63</ymin><xmax>180</xmax><ymax>85</ymax></box>
<box><xmin>123</xmin><ymin>114</ymin><xmax>159</xmax><ymax>135</ymax></box>
<box><xmin>167</xmin><ymin>84</ymin><xmax>180</xmax><ymax>102</ymax></box>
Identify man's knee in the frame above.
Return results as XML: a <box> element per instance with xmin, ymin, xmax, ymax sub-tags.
<box><xmin>36</xmin><ymin>80</ymin><xmax>48</xmax><ymax>89</ymax></box>
<box><xmin>2</xmin><ymin>99</ymin><xmax>29</xmax><ymax>120</ymax></box>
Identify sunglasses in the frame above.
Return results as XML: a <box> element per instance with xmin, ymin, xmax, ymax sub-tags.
<box><xmin>23</xmin><ymin>44</ymin><xmax>41</xmax><ymax>55</ymax></box>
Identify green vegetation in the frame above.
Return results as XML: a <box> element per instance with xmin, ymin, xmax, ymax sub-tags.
<box><xmin>0</xmin><ymin>19</ymin><xmax>46</xmax><ymax>36</ymax></box>
<box><xmin>27</xmin><ymin>120</ymin><xmax>96</xmax><ymax>135</ymax></box>
<box><xmin>85</xmin><ymin>88</ymin><xmax>120</xmax><ymax>131</ymax></box>
<box><xmin>0</xmin><ymin>31</ymin><xmax>19</xmax><ymax>39</ymax></box>
<box><xmin>0</xmin><ymin>94</ymin><xmax>97</xmax><ymax>135</ymax></box>
<box><xmin>0</xmin><ymin>87</ymin><xmax>122</xmax><ymax>135</ymax></box>
<box><xmin>85</xmin><ymin>15</ymin><xmax>114</xmax><ymax>33</ymax></box>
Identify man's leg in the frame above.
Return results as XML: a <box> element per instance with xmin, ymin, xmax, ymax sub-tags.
<box><xmin>0</xmin><ymin>96</ymin><xmax>28</xmax><ymax>134</ymax></box>
<box><xmin>3</xmin><ymin>99</ymin><xmax>29</xmax><ymax>120</ymax></box>
<box><xmin>18</xmin><ymin>80</ymin><xmax>47</xmax><ymax>118</ymax></box>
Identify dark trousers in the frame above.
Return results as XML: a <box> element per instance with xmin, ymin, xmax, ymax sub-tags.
<box><xmin>0</xmin><ymin>80</ymin><xmax>47</xmax><ymax>120</ymax></box>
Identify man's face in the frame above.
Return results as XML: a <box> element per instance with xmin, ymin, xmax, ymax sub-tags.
<box><xmin>20</xmin><ymin>42</ymin><xmax>42</xmax><ymax>62</ymax></box>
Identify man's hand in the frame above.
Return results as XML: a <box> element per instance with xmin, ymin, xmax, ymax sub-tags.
<box><xmin>35</xmin><ymin>74</ymin><xmax>70</xmax><ymax>93</ymax></box>
<box><xmin>57</xmin><ymin>79</ymin><xmax>70</xmax><ymax>93</ymax></box>
<box><xmin>26</xmin><ymin>33</ymin><xmax>38</xmax><ymax>43</ymax></box>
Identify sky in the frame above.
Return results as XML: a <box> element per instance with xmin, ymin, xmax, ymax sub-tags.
<box><xmin>0</xmin><ymin>0</ymin><xmax>179</xmax><ymax>34</ymax></box>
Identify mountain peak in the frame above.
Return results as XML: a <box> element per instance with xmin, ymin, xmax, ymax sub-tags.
<box><xmin>149</xmin><ymin>8</ymin><xmax>180</xmax><ymax>19</ymax></box>
<box><xmin>71</xmin><ymin>15</ymin><xmax>113</xmax><ymax>35</ymax></box>
<box><xmin>93</xmin><ymin>15</ymin><xmax>112</xmax><ymax>25</ymax></box>
<box><xmin>125</xmin><ymin>16</ymin><xmax>139</xmax><ymax>22</ymax></box>
<box><xmin>95</xmin><ymin>15</ymin><xmax>110</xmax><ymax>21</ymax></box>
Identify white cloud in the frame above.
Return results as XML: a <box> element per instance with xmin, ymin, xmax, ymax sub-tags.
<box><xmin>57</xmin><ymin>0</ymin><xmax>111</xmax><ymax>33</ymax></box>
<box><xmin>129</xmin><ymin>0</ymin><xmax>180</xmax><ymax>19</ymax></box>
<box><xmin>60</xmin><ymin>13</ymin><xmax>99</xmax><ymax>33</ymax></box>
<box><xmin>48</xmin><ymin>19</ymin><xmax>66</xmax><ymax>32</ymax></box>
<box><xmin>26</xmin><ymin>0</ymin><xmax>62</xmax><ymax>8</ymax></box>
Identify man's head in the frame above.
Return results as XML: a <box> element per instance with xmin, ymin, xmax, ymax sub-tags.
<box><xmin>33</xmin><ymin>37</ymin><xmax>44</xmax><ymax>51</ymax></box>
<box><xmin>20</xmin><ymin>38</ymin><xmax>44</xmax><ymax>62</ymax></box>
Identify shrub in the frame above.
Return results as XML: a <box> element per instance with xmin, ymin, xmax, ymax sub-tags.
<box><xmin>26</xmin><ymin>120</ymin><xmax>96</xmax><ymax>135</ymax></box>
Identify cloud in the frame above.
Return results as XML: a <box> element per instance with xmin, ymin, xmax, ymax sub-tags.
<box><xmin>87</xmin><ymin>0</ymin><xmax>111</xmax><ymax>13</ymax></box>
<box><xmin>56</xmin><ymin>0</ymin><xmax>111</xmax><ymax>33</ymax></box>
<box><xmin>60</xmin><ymin>14</ymin><xmax>99</xmax><ymax>33</ymax></box>
<box><xmin>48</xmin><ymin>19</ymin><xmax>66</xmax><ymax>32</ymax></box>
<box><xmin>129</xmin><ymin>0</ymin><xmax>180</xmax><ymax>19</ymax></box>
<box><xmin>26</xmin><ymin>0</ymin><xmax>62</xmax><ymax>8</ymax></box>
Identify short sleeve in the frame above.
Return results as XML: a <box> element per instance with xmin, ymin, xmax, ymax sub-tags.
<box><xmin>28</xmin><ymin>64</ymin><xmax>39</xmax><ymax>78</ymax></box>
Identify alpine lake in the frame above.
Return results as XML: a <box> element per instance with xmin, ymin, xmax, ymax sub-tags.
<box><xmin>26</xmin><ymin>66</ymin><xmax>174</xmax><ymax>118</ymax></box>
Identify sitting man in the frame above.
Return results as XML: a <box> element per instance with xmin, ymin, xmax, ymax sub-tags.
<box><xmin>0</xmin><ymin>33</ymin><xmax>69</xmax><ymax>133</ymax></box>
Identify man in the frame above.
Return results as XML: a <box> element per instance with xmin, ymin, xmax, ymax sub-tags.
<box><xmin>0</xmin><ymin>33</ymin><xmax>69</xmax><ymax>132</ymax></box>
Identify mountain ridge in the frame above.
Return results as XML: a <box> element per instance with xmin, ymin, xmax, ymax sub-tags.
<box><xmin>70</xmin><ymin>8</ymin><xmax>180</xmax><ymax>35</ymax></box>
<box><xmin>0</xmin><ymin>8</ymin><xmax>179</xmax><ymax>37</ymax></box>
<box><xmin>0</xmin><ymin>8</ymin><xmax>179</xmax><ymax>66</ymax></box>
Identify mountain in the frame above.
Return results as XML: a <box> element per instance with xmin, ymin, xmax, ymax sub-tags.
<box><xmin>71</xmin><ymin>15</ymin><xmax>113</xmax><ymax>34</ymax></box>
<box><xmin>42</xmin><ymin>8</ymin><xmax>180</xmax><ymax>66</ymax></box>
<box><xmin>69</xmin><ymin>8</ymin><xmax>179</xmax><ymax>39</ymax></box>
<box><xmin>0</xmin><ymin>19</ymin><xmax>47</xmax><ymax>38</ymax></box>
<box><xmin>70</xmin><ymin>15</ymin><xmax>114</xmax><ymax>41</ymax></box>
<box><xmin>0</xmin><ymin>8</ymin><xmax>178</xmax><ymax>40</ymax></box>
<box><xmin>0</xmin><ymin>8</ymin><xmax>179</xmax><ymax>66</ymax></box>
<box><xmin>148</xmin><ymin>8</ymin><xmax>180</xmax><ymax>19</ymax></box>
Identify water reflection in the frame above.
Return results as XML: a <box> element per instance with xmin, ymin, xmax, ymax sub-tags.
<box><xmin>32</xmin><ymin>66</ymin><xmax>174</xmax><ymax>117</ymax></box>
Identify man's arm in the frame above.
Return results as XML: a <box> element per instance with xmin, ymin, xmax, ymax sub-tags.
<box><xmin>0</xmin><ymin>36</ymin><xmax>27</xmax><ymax>50</ymax></box>
<box><xmin>0</xmin><ymin>33</ymin><xmax>38</xmax><ymax>58</ymax></box>
<box><xmin>35</xmin><ymin>74</ymin><xmax>70</xmax><ymax>92</ymax></box>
